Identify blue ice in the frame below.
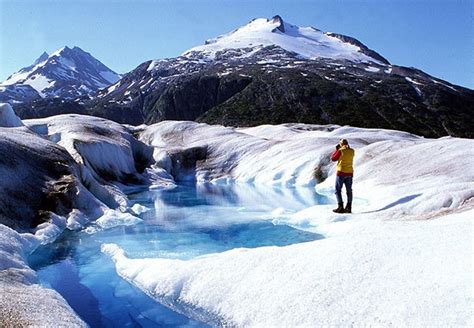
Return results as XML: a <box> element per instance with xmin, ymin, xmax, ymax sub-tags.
<box><xmin>29</xmin><ymin>183</ymin><xmax>329</xmax><ymax>327</ymax></box>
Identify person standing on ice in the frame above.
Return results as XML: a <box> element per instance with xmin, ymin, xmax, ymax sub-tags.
<box><xmin>331</xmin><ymin>139</ymin><xmax>355</xmax><ymax>213</ymax></box>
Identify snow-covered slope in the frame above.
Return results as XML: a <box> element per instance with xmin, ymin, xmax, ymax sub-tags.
<box><xmin>184</xmin><ymin>15</ymin><xmax>388</xmax><ymax>65</ymax></box>
<box><xmin>0</xmin><ymin>46</ymin><xmax>120</xmax><ymax>102</ymax></box>
<box><xmin>140</xmin><ymin>121</ymin><xmax>473</xmax><ymax>216</ymax></box>
<box><xmin>100</xmin><ymin>121</ymin><xmax>474</xmax><ymax>326</ymax></box>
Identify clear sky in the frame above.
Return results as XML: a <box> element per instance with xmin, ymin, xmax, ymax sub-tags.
<box><xmin>0</xmin><ymin>0</ymin><xmax>472</xmax><ymax>88</ymax></box>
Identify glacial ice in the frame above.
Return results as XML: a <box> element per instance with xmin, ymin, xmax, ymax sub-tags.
<box><xmin>106</xmin><ymin>120</ymin><xmax>472</xmax><ymax>326</ymax></box>
<box><xmin>25</xmin><ymin>114</ymin><xmax>152</xmax><ymax>184</ymax></box>
<box><xmin>0</xmin><ymin>105</ymin><xmax>472</xmax><ymax>326</ymax></box>
<box><xmin>0</xmin><ymin>103</ymin><xmax>24</xmax><ymax>127</ymax></box>
<box><xmin>102</xmin><ymin>209</ymin><xmax>472</xmax><ymax>327</ymax></box>
<box><xmin>94</xmin><ymin>209</ymin><xmax>143</xmax><ymax>230</ymax></box>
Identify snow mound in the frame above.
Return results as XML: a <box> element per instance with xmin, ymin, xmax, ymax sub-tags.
<box><xmin>25</xmin><ymin>114</ymin><xmax>152</xmax><ymax>184</ymax></box>
<box><xmin>94</xmin><ymin>209</ymin><xmax>142</xmax><ymax>230</ymax></box>
<box><xmin>0</xmin><ymin>103</ymin><xmax>24</xmax><ymax>127</ymax></box>
<box><xmin>102</xmin><ymin>209</ymin><xmax>472</xmax><ymax>326</ymax></box>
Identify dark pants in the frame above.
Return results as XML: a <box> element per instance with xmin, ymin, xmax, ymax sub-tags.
<box><xmin>335</xmin><ymin>175</ymin><xmax>353</xmax><ymax>204</ymax></box>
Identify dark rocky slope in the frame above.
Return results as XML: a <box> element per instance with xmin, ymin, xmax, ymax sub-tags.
<box><xmin>91</xmin><ymin>50</ymin><xmax>473</xmax><ymax>138</ymax></box>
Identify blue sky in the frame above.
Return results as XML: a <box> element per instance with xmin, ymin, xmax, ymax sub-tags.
<box><xmin>0</xmin><ymin>0</ymin><xmax>472</xmax><ymax>88</ymax></box>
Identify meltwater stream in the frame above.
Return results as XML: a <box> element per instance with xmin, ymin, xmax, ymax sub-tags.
<box><xmin>28</xmin><ymin>184</ymin><xmax>331</xmax><ymax>327</ymax></box>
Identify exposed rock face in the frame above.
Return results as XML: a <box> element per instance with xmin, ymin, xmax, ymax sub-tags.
<box><xmin>0</xmin><ymin>84</ymin><xmax>41</xmax><ymax>103</ymax></box>
<box><xmin>272</xmin><ymin>15</ymin><xmax>285</xmax><ymax>32</ymax></box>
<box><xmin>197</xmin><ymin>61</ymin><xmax>474</xmax><ymax>138</ymax></box>
<box><xmin>12</xmin><ymin>98</ymin><xmax>88</xmax><ymax>119</ymax></box>
<box><xmin>324</xmin><ymin>32</ymin><xmax>390</xmax><ymax>65</ymax></box>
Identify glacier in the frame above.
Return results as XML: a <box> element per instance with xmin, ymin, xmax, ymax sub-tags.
<box><xmin>102</xmin><ymin>121</ymin><xmax>473</xmax><ymax>326</ymax></box>
<box><xmin>0</xmin><ymin>103</ymin><xmax>472</xmax><ymax>326</ymax></box>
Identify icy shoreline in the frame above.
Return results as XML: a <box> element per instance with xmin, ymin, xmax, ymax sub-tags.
<box><xmin>103</xmin><ymin>209</ymin><xmax>473</xmax><ymax>326</ymax></box>
<box><xmin>1</xmin><ymin>104</ymin><xmax>473</xmax><ymax>326</ymax></box>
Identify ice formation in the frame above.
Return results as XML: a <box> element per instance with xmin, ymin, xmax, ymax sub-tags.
<box><xmin>0</xmin><ymin>104</ymin><xmax>472</xmax><ymax>326</ymax></box>
<box><xmin>0</xmin><ymin>103</ymin><xmax>24</xmax><ymax>127</ymax></box>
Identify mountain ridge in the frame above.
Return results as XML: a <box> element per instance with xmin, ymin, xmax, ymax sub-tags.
<box><xmin>3</xmin><ymin>16</ymin><xmax>474</xmax><ymax>138</ymax></box>
<box><xmin>0</xmin><ymin>46</ymin><xmax>120</xmax><ymax>102</ymax></box>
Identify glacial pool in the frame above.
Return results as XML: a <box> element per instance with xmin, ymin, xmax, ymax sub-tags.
<box><xmin>28</xmin><ymin>183</ymin><xmax>330</xmax><ymax>327</ymax></box>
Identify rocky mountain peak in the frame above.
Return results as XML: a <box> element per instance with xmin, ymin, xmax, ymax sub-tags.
<box><xmin>0</xmin><ymin>46</ymin><xmax>120</xmax><ymax>102</ymax></box>
<box><xmin>271</xmin><ymin>15</ymin><xmax>285</xmax><ymax>33</ymax></box>
<box><xmin>34</xmin><ymin>51</ymin><xmax>49</xmax><ymax>65</ymax></box>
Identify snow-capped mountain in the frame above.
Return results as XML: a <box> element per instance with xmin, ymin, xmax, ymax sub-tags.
<box><xmin>184</xmin><ymin>15</ymin><xmax>389</xmax><ymax>65</ymax></box>
<box><xmin>90</xmin><ymin>15</ymin><xmax>473</xmax><ymax>137</ymax></box>
<box><xmin>5</xmin><ymin>16</ymin><xmax>473</xmax><ymax>137</ymax></box>
<box><xmin>0</xmin><ymin>46</ymin><xmax>120</xmax><ymax>102</ymax></box>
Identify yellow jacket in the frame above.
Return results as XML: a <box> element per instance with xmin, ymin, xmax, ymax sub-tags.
<box><xmin>332</xmin><ymin>145</ymin><xmax>355</xmax><ymax>174</ymax></box>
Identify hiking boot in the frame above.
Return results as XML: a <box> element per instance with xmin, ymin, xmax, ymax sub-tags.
<box><xmin>333</xmin><ymin>203</ymin><xmax>344</xmax><ymax>213</ymax></box>
<box><xmin>344</xmin><ymin>202</ymin><xmax>352</xmax><ymax>214</ymax></box>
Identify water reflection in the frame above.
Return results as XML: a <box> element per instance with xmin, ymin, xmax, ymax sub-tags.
<box><xmin>29</xmin><ymin>183</ymin><xmax>327</xmax><ymax>327</ymax></box>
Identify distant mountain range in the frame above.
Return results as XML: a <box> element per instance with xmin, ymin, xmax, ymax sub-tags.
<box><xmin>0</xmin><ymin>46</ymin><xmax>120</xmax><ymax>102</ymax></box>
<box><xmin>2</xmin><ymin>16</ymin><xmax>473</xmax><ymax>138</ymax></box>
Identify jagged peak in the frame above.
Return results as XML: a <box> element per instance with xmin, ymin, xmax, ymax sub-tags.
<box><xmin>0</xmin><ymin>46</ymin><xmax>120</xmax><ymax>97</ymax></box>
<box><xmin>271</xmin><ymin>15</ymin><xmax>285</xmax><ymax>33</ymax></box>
<box><xmin>34</xmin><ymin>52</ymin><xmax>49</xmax><ymax>65</ymax></box>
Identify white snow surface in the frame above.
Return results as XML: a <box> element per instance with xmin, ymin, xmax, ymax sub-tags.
<box><xmin>93</xmin><ymin>209</ymin><xmax>142</xmax><ymax>230</ymax></box>
<box><xmin>102</xmin><ymin>209</ymin><xmax>472</xmax><ymax>327</ymax></box>
<box><xmin>110</xmin><ymin>121</ymin><xmax>474</xmax><ymax>326</ymax></box>
<box><xmin>0</xmin><ymin>103</ymin><xmax>24</xmax><ymax>127</ymax></box>
<box><xmin>184</xmin><ymin>17</ymin><xmax>384</xmax><ymax>64</ymax></box>
<box><xmin>140</xmin><ymin>122</ymin><xmax>473</xmax><ymax>217</ymax></box>
<box><xmin>22</xmin><ymin>74</ymin><xmax>55</xmax><ymax>96</ymax></box>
